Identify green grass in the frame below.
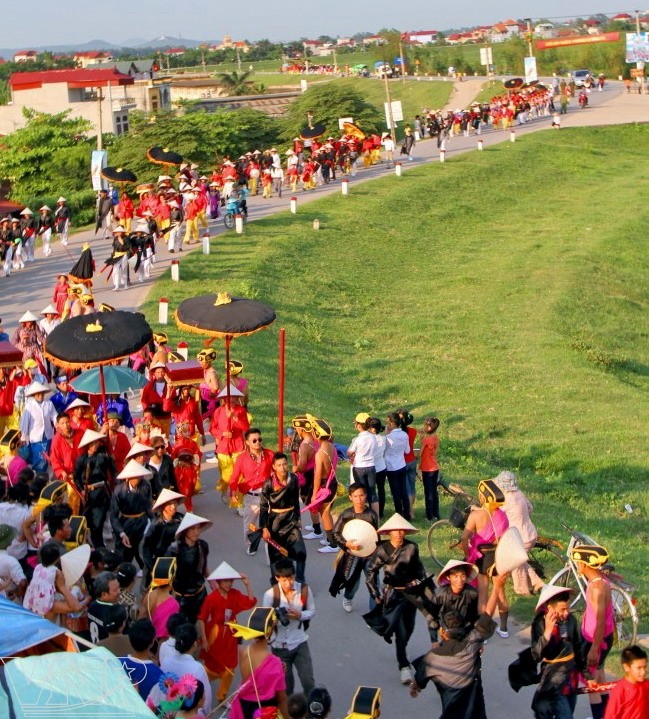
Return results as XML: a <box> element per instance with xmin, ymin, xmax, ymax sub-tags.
<box><xmin>142</xmin><ymin>124</ymin><xmax>649</xmax><ymax>633</ymax></box>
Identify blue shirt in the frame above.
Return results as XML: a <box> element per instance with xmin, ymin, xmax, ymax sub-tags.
<box><xmin>118</xmin><ymin>656</ymin><xmax>162</xmax><ymax>701</ymax></box>
<box><xmin>51</xmin><ymin>389</ymin><xmax>78</xmax><ymax>414</ymax></box>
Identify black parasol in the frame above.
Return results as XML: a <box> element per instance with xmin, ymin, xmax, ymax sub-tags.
<box><xmin>175</xmin><ymin>292</ymin><xmax>275</xmax><ymax>406</ymax></box>
<box><xmin>69</xmin><ymin>244</ymin><xmax>94</xmax><ymax>284</ymax></box>
<box><xmin>300</xmin><ymin>123</ymin><xmax>326</xmax><ymax>140</ymax></box>
<box><xmin>101</xmin><ymin>166</ymin><xmax>137</xmax><ymax>184</ymax></box>
<box><xmin>44</xmin><ymin>311</ymin><xmax>152</xmax><ymax>370</ymax></box>
<box><xmin>147</xmin><ymin>146</ymin><xmax>183</xmax><ymax>166</ymax></box>
<box><xmin>504</xmin><ymin>78</ymin><xmax>524</xmax><ymax>90</ymax></box>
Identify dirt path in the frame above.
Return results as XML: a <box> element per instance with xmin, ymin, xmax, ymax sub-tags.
<box><xmin>443</xmin><ymin>77</ymin><xmax>484</xmax><ymax>111</ymax></box>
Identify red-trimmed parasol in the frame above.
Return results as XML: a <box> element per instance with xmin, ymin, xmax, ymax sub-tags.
<box><xmin>147</xmin><ymin>146</ymin><xmax>183</xmax><ymax>166</ymax></box>
<box><xmin>101</xmin><ymin>167</ymin><xmax>137</xmax><ymax>184</ymax></box>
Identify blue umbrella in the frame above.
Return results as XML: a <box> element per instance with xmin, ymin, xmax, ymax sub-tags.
<box><xmin>0</xmin><ymin>597</ymin><xmax>65</xmax><ymax>656</ymax></box>
<box><xmin>70</xmin><ymin>365</ymin><xmax>148</xmax><ymax>395</ymax></box>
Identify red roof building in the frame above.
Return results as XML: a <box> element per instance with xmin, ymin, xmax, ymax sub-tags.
<box><xmin>9</xmin><ymin>68</ymin><xmax>134</xmax><ymax>91</ymax></box>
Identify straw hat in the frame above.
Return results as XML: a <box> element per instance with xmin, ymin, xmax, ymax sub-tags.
<box><xmin>535</xmin><ymin>584</ymin><xmax>576</xmax><ymax>612</ymax></box>
<box><xmin>341</xmin><ymin>518</ymin><xmax>378</xmax><ymax>557</ymax></box>
<box><xmin>19</xmin><ymin>311</ymin><xmax>39</xmax><ymax>323</ymax></box>
<box><xmin>126</xmin><ymin>442</ymin><xmax>155</xmax><ymax>460</ymax></box>
<box><xmin>152</xmin><ymin>488</ymin><xmax>186</xmax><ymax>512</ymax></box>
<box><xmin>0</xmin><ymin>524</ymin><xmax>16</xmax><ymax>550</ymax></box>
<box><xmin>78</xmin><ymin>429</ymin><xmax>106</xmax><ymax>449</ymax></box>
<box><xmin>20</xmin><ymin>207</ymin><xmax>34</xmax><ymax>216</ymax></box>
<box><xmin>57</xmin><ymin>196</ymin><xmax>67</xmax><ymax>203</ymax></box>
<box><xmin>117</xmin><ymin>459</ymin><xmax>153</xmax><ymax>481</ymax></box>
<box><xmin>149</xmin><ymin>361</ymin><xmax>167</xmax><ymax>370</ymax></box>
<box><xmin>39</xmin><ymin>205</ymin><xmax>52</xmax><ymax>212</ymax></box>
<box><xmin>67</xmin><ymin>398</ymin><xmax>91</xmax><ymax>410</ymax></box>
<box><xmin>61</xmin><ymin>544</ymin><xmax>91</xmax><ymax>587</ymax></box>
<box><xmin>175</xmin><ymin>512</ymin><xmax>213</xmax><ymax>537</ymax></box>
<box><xmin>112</xmin><ymin>225</ymin><xmax>127</xmax><ymax>234</ymax></box>
<box><xmin>436</xmin><ymin>559</ymin><xmax>478</xmax><ymax>585</ymax></box>
<box><xmin>216</xmin><ymin>384</ymin><xmax>244</xmax><ymax>399</ymax></box>
<box><xmin>25</xmin><ymin>382</ymin><xmax>51</xmax><ymax>397</ymax></box>
<box><xmin>40</xmin><ymin>304</ymin><xmax>60</xmax><ymax>316</ymax></box>
<box><xmin>207</xmin><ymin>561</ymin><xmax>242</xmax><ymax>581</ymax></box>
<box><xmin>377</xmin><ymin>513</ymin><xmax>418</xmax><ymax>534</ymax></box>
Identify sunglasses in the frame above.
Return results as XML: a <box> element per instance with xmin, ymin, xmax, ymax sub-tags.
<box><xmin>250</xmin><ymin>438</ymin><xmax>263</xmax><ymax>444</ymax></box>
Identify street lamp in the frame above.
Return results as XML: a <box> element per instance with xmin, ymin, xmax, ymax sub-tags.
<box><xmin>524</xmin><ymin>18</ymin><xmax>534</xmax><ymax>57</ymax></box>
<box><xmin>636</xmin><ymin>10</ymin><xmax>646</xmax><ymax>94</ymax></box>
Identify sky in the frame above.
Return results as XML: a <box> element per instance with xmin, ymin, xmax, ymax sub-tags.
<box><xmin>0</xmin><ymin>0</ymin><xmax>639</xmax><ymax>48</ymax></box>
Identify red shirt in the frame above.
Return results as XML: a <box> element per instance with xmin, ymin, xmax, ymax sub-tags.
<box><xmin>0</xmin><ymin>378</ymin><xmax>17</xmax><ymax>417</ymax></box>
<box><xmin>419</xmin><ymin>434</ymin><xmax>439</xmax><ymax>472</ymax></box>
<box><xmin>229</xmin><ymin>448</ymin><xmax>274</xmax><ymax>494</ymax></box>
<box><xmin>404</xmin><ymin>426</ymin><xmax>417</xmax><ymax>463</ymax></box>
<box><xmin>163</xmin><ymin>393</ymin><xmax>203</xmax><ymax>437</ymax></box>
<box><xmin>604</xmin><ymin>678</ymin><xmax>649</xmax><ymax>719</ymax></box>
<box><xmin>141</xmin><ymin>379</ymin><xmax>171</xmax><ymax>418</ymax></box>
<box><xmin>108</xmin><ymin>431</ymin><xmax>131</xmax><ymax>474</ymax></box>
<box><xmin>49</xmin><ymin>429</ymin><xmax>83</xmax><ymax>479</ymax></box>
<box><xmin>209</xmin><ymin>404</ymin><xmax>249</xmax><ymax>455</ymax></box>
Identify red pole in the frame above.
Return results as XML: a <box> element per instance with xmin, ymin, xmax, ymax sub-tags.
<box><xmin>99</xmin><ymin>364</ymin><xmax>111</xmax><ymax>457</ymax></box>
<box><xmin>278</xmin><ymin>327</ymin><xmax>285</xmax><ymax>451</ymax></box>
<box><xmin>225</xmin><ymin>335</ymin><xmax>232</xmax><ymax>410</ymax></box>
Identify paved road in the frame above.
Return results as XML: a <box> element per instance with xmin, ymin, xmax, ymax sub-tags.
<box><xmin>3</xmin><ymin>81</ymin><xmax>647</xmax><ymax>718</ymax></box>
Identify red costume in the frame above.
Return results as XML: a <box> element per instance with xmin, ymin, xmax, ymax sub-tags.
<box><xmin>171</xmin><ymin>438</ymin><xmax>201</xmax><ymax>511</ymax></box>
<box><xmin>49</xmin><ymin>429</ymin><xmax>83</xmax><ymax>481</ymax></box>
<box><xmin>163</xmin><ymin>391</ymin><xmax>203</xmax><ymax>439</ymax></box>
<box><xmin>209</xmin><ymin>405</ymin><xmax>249</xmax><ymax>455</ymax></box>
<box><xmin>52</xmin><ymin>281</ymin><xmax>69</xmax><ymax>316</ymax></box>
<box><xmin>229</xmin><ymin>448</ymin><xmax>274</xmax><ymax>495</ymax></box>
<box><xmin>107</xmin><ymin>431</ymin><xmax>131</xmax><ymax>474</ymax></box>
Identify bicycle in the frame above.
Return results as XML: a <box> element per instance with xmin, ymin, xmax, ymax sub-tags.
<box><xmin>427</xmin><ymin>478</ymin><xmax>564</xmax><ymax>582</ymax></box>
<box><xmin>549</xmin><ymin>524</ymin><xmax>638</xmax><ymax>649</ymax></box>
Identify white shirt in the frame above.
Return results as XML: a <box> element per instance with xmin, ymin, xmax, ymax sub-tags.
<box><xmin>160</xmin><ymin>647</ymin><xmax>212</xmax><ymax>715</ymax></box>
<box><xmin>383</xmin><ymin>138</ymin><xmax>395</xmax><ymax>152</ymax></box>
<box><xmin>263</xmin><ymin>582</ymin><xmax>315</xmax><ymax>651</ymax></box>
<box><xmin>20</xmin><ymin>397</ymin><xmax>57</xmax><ymax>443</ymax></box>
<box><xmin>39</xmin><ymin>318</ymin><xmax>60</xmax><ymax>336</ymax></box>
<box><xmin>0</xmin><ymin>502</ymin><xmax>30</xmax><ymax>559</ymax></box>
<box><xmin>384</xmin><ymin>428</ymin><xmax>408</xmax><ymax>471</ymax></box>
<box><xmin>348</xmin><ymin>431</ymin><xmax>376</xmax><ymax>468</ymax></box>
<box><xmin>0</xmin><ymin>549</ymin><xmax>26</xmax><ymax>596</ymax></box>
<box><xmin>372</xmin><ymin>433</ymin><xmax>387</xmax><ymax>472</ymax></box>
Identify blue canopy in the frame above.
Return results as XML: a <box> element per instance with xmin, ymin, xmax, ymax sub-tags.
<box><xmin>0</xmin><ymin>596</ymin><xmax>66</xmax><ymax>656</ymax></box>
<box><xmin>0</xmin><ymin>646</ymin><xmax>151</xmax><ymax>718</ymax></box>
<box><xmin>374</xmin><ymin>60</ymin><xmax>386</xmax><ymax>67</ymax></box>
<box><xmin>393</xmin><ymin>56</ymin><xmax>404</xmax><ymax>65</ymax></box>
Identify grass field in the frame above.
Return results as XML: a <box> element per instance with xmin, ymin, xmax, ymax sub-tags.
<box><xmin>142</xmin><ymin>124</ymin><xmax>649</xmax><ymax>632</ymax></box>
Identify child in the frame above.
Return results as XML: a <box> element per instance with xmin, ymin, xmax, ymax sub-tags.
<box><xmin>23</xmin><ymin>543</ymin><xmax>84</xmax><ymax>621</ymax></box>
<box><xmin>419</xmin><ymin>417</ymin><xmax>440</xmax><ymax>521</ymax></box>
<box><xmin>261</xmin><ymin>168</ymin><xmax>273</xmax><ymax>199</ymax></box>
<box><xmin>604</xmin><ymin>645</ymin><xmax>648</xmax><ymax>719</ymax></box>
<box><xmin>172</xmin><ymin>445</ymin><xmax>200</xmax><ymax>512</ymax></box>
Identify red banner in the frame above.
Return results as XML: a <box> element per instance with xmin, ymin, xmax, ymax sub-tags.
<box><xmin>536</xmin><ymin>32</ymin><xmax>620</xmax><ymax>50</ymax></box>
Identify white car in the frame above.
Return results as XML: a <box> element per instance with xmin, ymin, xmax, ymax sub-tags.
<box><xmin>569</xmin><ymin>69</ymin><xmax>592</xmax><ymax>87</ymax></box>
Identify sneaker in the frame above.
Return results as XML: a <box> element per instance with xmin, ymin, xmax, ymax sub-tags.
<box><xmin>496</xmin><ymin>628</ymin><xmax>509</xmax><ymax>639</ymax></box>
<box><xmin>204</xmin><ymin>451</ymin><xmax>215</xmax><ymax>459</ymax></box>
<box><xmin>319</xmin><ymin>538</ymin><xmax>328</xmax><ymax>546</ymax></box>
<box><xmin>246</xmin><ymin>547</ymin><xmax>257</xmax><ymax>556</ymax></box>
<box><xmin>206</xmin><ymin>456</ymin><xmax>219</xmax><ymax>464</ymax></box>
<box><xmin>342</xmin><ymin>599</ymin><xmax>353</xmax><ymax>613</ymax></box>
<box><xmin>400</xmin><ymin>666</ymin><xmax>413</xmax><ymax>685</ymax></box>
<box><xmin>304</xmin><ymin>525</ymin><xmax>314</xmax><ymax>532</ymax></box>
<box><xmin>317</xmin><ymin>545</ymin><xmax>339</xmax><ymax>553</ymax></box>
<box><xmin>303</xmin><ymin>531</ymin><xmax>324</xmax><ymax>540</ymax></box>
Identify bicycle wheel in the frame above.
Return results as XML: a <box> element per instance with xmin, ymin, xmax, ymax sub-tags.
<box><xmin>609</xmin><ymin>582</ymin><xmax>638</xmax><ymax>648</ymax></box>
<box><xmin>548</xmin><ymin>566</ymin><xmax>586</xmax><ymax>613</ymax></box>
<box><xmin>427</xmin><ymin>519</ymin><xmax>464</xmax><ymax>569</ymax></box>
<box><xmin>223</xmin><ymin>213</ymin><xmax>235</xmax><ymax>229</ymax></box>
<box><xmin>528</xmin><ymin>540</ymin><xmax>565</xmax><ymax>584</ymax></box>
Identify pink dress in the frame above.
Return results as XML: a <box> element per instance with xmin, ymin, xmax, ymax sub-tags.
<box><xmin>229</xmin><ymin>653</ymin><xmax>286</xmax><ymax>719</ymax></box>
<box><xmin>150</xmin><ymin>594</ymin><xmax>180</xmax><ymax>639</ymax></box>
<box><xmin>23</xmin><ymin>564</ymin><xmax>57</xmax><ymax>616</ymax></box>
<box><xmin>466</xmin><ymin>508</ymin><xmax>509</xmax><ymax>563</ymax></box>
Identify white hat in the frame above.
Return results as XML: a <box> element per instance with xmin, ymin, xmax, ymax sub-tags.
<box><xmin>207</xmin><ymin>561</ymin><xmax>241</xmax><ymax>581</ymax></box>
<box><xmin>25</xmin><ymin>381</ymin><xmax>51</xmax><ymax>397</ymax></box>
<box><xmin>19</xmin><ymin>311</ymin><xmax>39</xmax><ymax>323</ymax></box>
<box><xmin>39</xmin><ymin>205</ymin><xmax>52</xmax><ymax>212</ymax></box>
<box><xmin>57</xmin><ymin>196</ymin><xmax>67</xmax><ymax>203</ymax></box>
<box><xmin>377</xmin><ymin>513</ymin><xmax>418</xmax><ymax>534</ymax></box>
<box><xmin>216</xmin><ymin>384</ymin><xmax>244</xmax><ymax>399</ymax></box>
<box><xmin>535</xmin><ymin>584</ymin><xmax>576</xmax><ymax>612</ymax></box>
<box><xmin>61</xmin><ymin>544</ymin><xmax>91</xmax><ymax>587</ymax></box>
<box><xmin>149</xmin><ymin>361</ymin><xmax>167</xmax><ymax>370</ymax></box>
<box><xmin>152</xmin><ymin>488</ymin><xmax>186</xmax><ymax>512</ymax></box>
<box><xmin>436</xmin><ymin>559</ymin><xmax>478</xmax><ymax>585</ymax></box>
<box><xmin>78</xmin><ymin>429</ymin><xmax>106</xmax><ymax>448</ymax></box>
<box><xmin>112</xmin><ymin>225</ymin><xmax>127</xmax><ymax>234</ymax></box>
<box><xmin>168</xmin><ymin>200</ymin><xmax>180</xmax><ymax>208</ymax></box>
<box><xmin>66</xmin><ymin>398</ymin><xmax>91</xmax><ymax>410</ymax></box>
<box><xmin>341</xmin><ymin>518</ymin><xmax>379</xmax><ymax>557</ymax></box>
<box><xmin>126</xmin><ymin>441</ymin><xmax>155</xmax><ymax>460</ymax></box>
<box><xmin>20</xmin><ymin>207</ymin><xmax>33</xmax><ymax>216</ymax></box>
<box><xmin>117</xmin><ymin>459</ymin><xmax>153</xmax><ymax>481</ymax></box>
<box><xmin>134</xmin><ymin>222</ymin><xmax>149</xmax><ymax>233</ymax></box>
<box><xmin>40</xmin><ymin>304</ymin><xmax>60</xmax><ymax>316</ymax></box>
<box><xmin>285</xmin><ymin>149</ymin><xmax>295</xmax><ymax>155</ymax></box>
<box><xmin>175</xmin><ymin>512</ymin><xmax>212</xmax><ymax>537</ymax></box>
<box><xmin>157</xmin><ymin>175</ymin><xmax>172</xmax><ymax>182</ymax></box>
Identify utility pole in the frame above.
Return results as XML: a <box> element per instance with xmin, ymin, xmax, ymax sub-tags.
<box><xmin>525</xmin><ymin>18</ymin><xmax>534</xmax><ymax>57</ymax></box>
<box><xmin>236</xmin><ymin>46</ymin><xmax>241</xmax><ymax>72</ymax></box>
<box><xmin>399</xmin><ymin>39</ymin><xmax>406</xmax><ymax>83</ymax></box>
<box><xmin>303</xmin><ymin>42</ymin><xmax>309</xmax><ymax>73</ymax></box>
<box><xmin>636</xmin><ymin>10</ymin><xmax>646</xmax><ymax>94</ymax></box>
<box><xmin>96</xmin><ymin>86</ymin><xmax>103</xmax><ymax>150</ymax></box>
<box><xmin>383</xmin><ymin>61</ymin><xmax>396</xmax><ymax>142</ymax></box>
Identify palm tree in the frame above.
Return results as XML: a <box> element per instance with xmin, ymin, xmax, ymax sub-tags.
<box><xmin>216</xmin><ymin>70</ymin><xmax>256</xmax><ymax>96</ymax></box>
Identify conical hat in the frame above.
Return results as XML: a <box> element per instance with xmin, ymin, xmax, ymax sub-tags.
<box><xmin>377</xmin><ymin>513</ymin><xmax>418</xmax><ymax>534</ymax></box>
<box><xmin>126</xmin><ymin>441</ymin><xmax>154</xmax><ymax>459</ymax></box>
<box><xmin>436</xmin><ymin>559</ymin><xmax>478</xmax><ymax>585</ymax></box>
<box><xmin>117</xmin><ymin>459</ymin><xmax>152</xmax><ymax>481</ymax></box>
<box><xmin>216</xmin><ymin>384</ymin><xmax>244</xmax><ymax>399</ymax></box>
<box><xmin>78</xmin><ymin>429</ymin><xmax>106</xmax><ymax>448</ymax></box>
<box><xmin>25</xmin><ymin>382</ymin><xmax>52</xmax><ymax>397</ymax></box>
<box><xmin>66</xmin><ymin>398</ymin><xmax>91</xmax><ymax>410</ymax></box>
<box><xmin>175</xmin><ymin>512</ymin><xmax>212</xmax><ymax>537</ymax></box>
<box><xmin>495</xmin><ymin>526</ymin><xmax>529</xmax><ymax>574</ymax></box>
<box><xmin>341</xmin><ymin>518</ymin><xmax>379</xmax><ymax>557</ymax></box>
<box><xmin>19</xmin><ymin>311</ymin><xmax>39</xmax><ymax>323</ymax></box>
<box><xmin>61</xmin><ymin>544</ymin><xmax>91</xmax><ymax>587</ymax></box>
<box><xmin>207</xmin><ymin>561</ymin><xmax>242</xmax><ymax>581</ymax></box>
<box><xmin>535</xmin><ymin>584</ymin><xmax>576</xmax><ymax>612</ymax></box>
<box><xmin>40</xmin><ymin>304</ymin><xmax>60</xmax><ymax>315</ymax></box>
<box><xmin>152</xmin><ymin>488</ymin><xmax>186</xmax><ymax>512</ymax></box>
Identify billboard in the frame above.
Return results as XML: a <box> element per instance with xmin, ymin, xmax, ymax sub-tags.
<box><xmin>536</xmin><ymin>32</ymin><xmax>619</xmax><ymax>50</ymax></box>
<box><xmin>626</xmin><ymin>33</ymin><xmax>649</xmax><ymax>63</ymax></box>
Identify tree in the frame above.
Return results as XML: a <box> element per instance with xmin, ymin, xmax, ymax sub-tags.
<box><xmin>280</xmin><ymin>84</ymin><xmax>384</xmax><ymax>143</ymax></box>
<box><xmin>0</xmin><ymin>109</ymin><xmax>93</xmax><ymax>200</ymax></box>
<box><xmin>108</xmin><ymin>107</ymin><xmax>280</xmax><ymax>178</ymax></box>
<box><xmin>217</xmin><ymin>70</ymin><xmax>257</xmax><ymax>96</ymax></box>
